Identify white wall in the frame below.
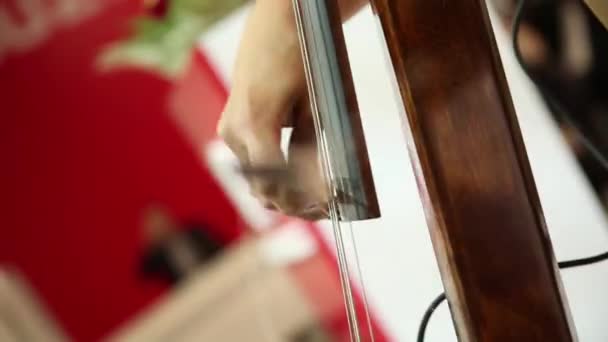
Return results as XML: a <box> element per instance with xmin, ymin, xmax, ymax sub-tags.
<box><xmin>200</xmin><ymin>3</ymin><xmax>608</xmax><ymax>341</ymax></box>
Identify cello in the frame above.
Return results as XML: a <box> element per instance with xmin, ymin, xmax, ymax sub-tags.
<box><xmin>292</xmin><ymin>0</ymin><xmax>579</xmax><ymax>341</ymax></box>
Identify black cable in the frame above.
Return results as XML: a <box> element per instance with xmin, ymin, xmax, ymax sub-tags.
<box><xmin>557</xmin><ymin>250</ymin><xmax>608</xmax><ymax>269</ymax></box>
<box><xmin>416</xmin><ymin>1</ymin><xmax>608</xmax><ymax>341</ymax></box>
<box><xmin>416</xmin><ymin>251</ymin><xmax>608</xmax><ymax>342</ymax></box>
<box><xmin>416</xmin><ymin>292</ymin><xmax>447</xmax><ymax>342</ymax></box>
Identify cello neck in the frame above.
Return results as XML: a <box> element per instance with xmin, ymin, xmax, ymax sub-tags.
<box><xmin>296</xmin><ymin>0</ymin><xmax>578</xmax><ymax>340</ymax></box>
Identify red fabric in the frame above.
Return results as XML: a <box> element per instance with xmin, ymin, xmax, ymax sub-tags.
<box><xmin>147</xmin><ymin>0</ymin><xmax>169</xmax><ymax>18</ymax></box>
<box><xmin>0</xmin><ymin>1</ymin><xmax>242</xmax><ymax>341</ymax></box>
<box><xmin>169</xmin><ymin>52</ymin><xmax>229</xmax><ymax>149</ymax></box>
<box><xmin>0</xmin><ymin>1</ymin><xmax>391</xmax><ymax>341</ymax></box>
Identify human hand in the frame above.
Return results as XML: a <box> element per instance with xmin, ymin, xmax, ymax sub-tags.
<box><xmin>217</xmin><ymin>0</ymin><xmax>328</xmax><ymax>220</ymax></box>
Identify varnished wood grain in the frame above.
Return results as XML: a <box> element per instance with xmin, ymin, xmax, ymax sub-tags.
<box><xmin>370</xmin><ymin>0</ymin><xmax>577</xmax><ymax>341</ymax></box>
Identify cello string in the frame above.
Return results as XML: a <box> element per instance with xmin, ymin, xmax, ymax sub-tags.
<box><xmin>343</xmin><ymin>221</ymin><xmax>376</xmax><ymax>342</ymax></box>
<box><xmin>319</xmin><ymin>130</ymin><xmax>363</xmax><ymax>342</ymax></box>
<box><xmin>324</xmin><ymin>134</ymin><xmax>375</xmax><ymax>342</ymax></box>
<box><xmin>292</xmin><ymin>0</ymin><xmax>382</xmax><ymax>339</ymax></box>
<box><xmin>321</xmin><ymin>126</ymin><xmax>364</xmax><ymax>342</ymax></box>
<box><xmin>293</xmin><ymin>0</ymin><xmax>364</xmax><ymax>340</ymax></box>
<box><xmin>330</xmin><ymin>212</ymin><xmax>363</xmax><ymax>342</ymax></box>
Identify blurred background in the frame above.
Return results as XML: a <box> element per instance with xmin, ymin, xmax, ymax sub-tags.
<box><xmin>0</xmin><ymin>0</ymin><xmax>607</xmax><ymax>341</ymax></box>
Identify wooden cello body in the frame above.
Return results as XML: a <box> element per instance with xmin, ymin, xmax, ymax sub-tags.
<box><xmin>294</xmin><ymin>0</ymin><xmax>578</xmax><ymax>341</ymax></box>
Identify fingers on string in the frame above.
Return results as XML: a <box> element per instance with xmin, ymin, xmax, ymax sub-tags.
<box><xmin>218</xmin><ymin>106</ymin><xmax>303</xmax><ymax>217</ymax></box>
<box><xmin>287</xmin><ymin>103</ymin><xmax>329</xmax><ymax>220</ymax></box>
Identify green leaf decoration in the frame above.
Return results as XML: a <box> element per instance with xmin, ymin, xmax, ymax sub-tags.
<box><xmin>98</xmin><ymin>0</ymin><xmax>248</xmax><ymax>78</ymax></box>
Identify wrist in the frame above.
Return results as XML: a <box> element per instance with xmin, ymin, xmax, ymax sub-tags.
<box><xmin>255</xmin><ymin>0</ymin><xmax>296</xmax><ymax>26</ymax></box>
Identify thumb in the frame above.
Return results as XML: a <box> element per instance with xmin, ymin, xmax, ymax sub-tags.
<box><xmin>246</xmin><ymin>129</ymin><xmax>286</xmax><ymax>201</ymax></box>
<box><xmin>288</xmin><ymin>104</ymin><xmax>329</xmax><ymax>220</ymax></box>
